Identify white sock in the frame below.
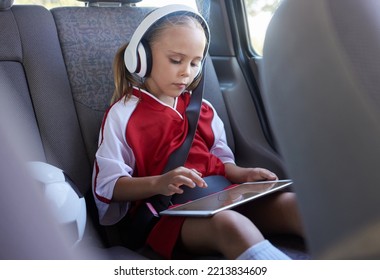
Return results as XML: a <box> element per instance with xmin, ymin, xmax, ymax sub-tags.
<box><xmin>236</xmin><ymin>240</ymin><xmax>291</xmax><ymax>260</ymax></box>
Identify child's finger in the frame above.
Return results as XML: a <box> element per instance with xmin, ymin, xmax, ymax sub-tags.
<box><xmin>261</xmin><ymin>169</ymin><xmax>277</xmax><ymax>180</ymax></box>
<box><xmin>188</xmin><ymin>169</ymin><xmax>208</xmax><ymax>188</ymax></box>
<box><xmin>191</xmin><ymin>168</ymin><xmax>203</xmax><ymax>177</ymax></box>
<box><xmin>170</xmin><ymin>167</ymin><xmax>208</xmax><ymax>188</ymax></box>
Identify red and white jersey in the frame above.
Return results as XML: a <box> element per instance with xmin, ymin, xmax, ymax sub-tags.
<box><xmin>93</xmin><ymin>87</ymin><xmax>235</xmax><ymax>225</ymax></box>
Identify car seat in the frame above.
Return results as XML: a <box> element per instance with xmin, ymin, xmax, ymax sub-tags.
<box><xmin>261</xmin><ymin>0</ymin><xmax>380</xmax><ymax>259</ymax></box>
<box><xmin>50</xmin><ymin>0</ymin><xmax>236</xmax><ymax>254</ymax></box>
<box><xmin>0</xmin><ymin>0</ymin><xmax>145</xmax><ymax>259</ymax></box>
<box><xmin>0</xmin><ymin>0</ymin><xmax>309</xmax><ymax>259</ymax></box>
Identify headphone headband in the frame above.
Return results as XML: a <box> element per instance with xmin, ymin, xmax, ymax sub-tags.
<box><xmin>124</xmin><ymin>4</ymin><xmax>210</xmax><ymax>77</ymax></box>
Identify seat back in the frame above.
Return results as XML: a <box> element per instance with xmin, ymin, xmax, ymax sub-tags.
<box><xmin>261</xmin><ymin>0</ymin><xmax>380</xmax><ymax>258</ymax></box>
<box><xmin>0</xmin><ymin>6</ymin><xmax>45</xmax><ymax>162</ymax></box>
<box><xmin>51</xmin><ymin>5</ymin><xmax>235</xmax><ymax>171</ymax></box>
<box><xmin>0</xmin><ymin>2</ymin><xmax>88</xmax><ymax>258</ymax></box>
<box><xmin>1</xmin><ymin>1</ymin><xmax>150</xmax><ymax>258</ymax></box>
<box><xmin>3</xmin><ymin>5</ymin><xmax>92</xmax><ymax>194</ymax></box>
<box><xmin>50</xmin><ymin>4</ymin><xmax>236</xmax><ymax>248</ymax></box>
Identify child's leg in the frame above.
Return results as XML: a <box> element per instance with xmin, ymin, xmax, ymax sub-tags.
<box><xmin>180</xmin><ymin>210</ymin><xmax>290</xmax><ymax>259</ymax></box>
<box><xmin>237</xmin><ymin>192</ymin><xmax>304</xmax><ymax>237</ymax></box>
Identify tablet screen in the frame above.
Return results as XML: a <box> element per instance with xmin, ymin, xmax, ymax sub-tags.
<box><xmin>160</xmin><ymin>179</ymin><xmax>293</xmax><ymax>217</ymax></box>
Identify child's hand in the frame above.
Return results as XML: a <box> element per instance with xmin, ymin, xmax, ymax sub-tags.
<box><xmin>157</xmin><ymin>167</ymin><xmax>208</xmax><ymax>196</ymax></box>
<box><xmin>225</xmin><ymin>163</ymin><xmax>278</xmax><ymax>184</ymax></box>
<box><xmin>245</xmin><ymin>168</ymin><xmax>278</xmax><ymax>182</ymax></box>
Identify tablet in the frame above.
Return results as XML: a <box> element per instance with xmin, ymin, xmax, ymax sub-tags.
<box><xmin>160</xmin><ymin>179</ymin><xmax>293</xmax><ymax>217</ymax></box>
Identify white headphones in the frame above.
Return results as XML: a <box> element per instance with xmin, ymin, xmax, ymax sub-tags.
<box><xmin>124</xmin><ymin>4</ymin><xmax>210</xmax><ymax>78</ymax></box>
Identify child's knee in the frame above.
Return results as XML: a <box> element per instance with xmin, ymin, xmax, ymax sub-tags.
<box><xmin>277</xmin><ymin>192</ymin><xmax>298</xmax><ymax>209</ymax></box>
<box><xmin>211</xmin><ymin>210</ymin><xmax>264</xmax><ymax>246</ymax></box>
<box><xmin>212</xmin><ymin>210</ymin><xmax>252</xmax><ymax>233</ymax></box>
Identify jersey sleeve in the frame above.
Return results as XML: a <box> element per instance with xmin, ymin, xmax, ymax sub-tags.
<box><xmin>92</xmin><ymin>97</ymin><xmax>138</xmax><ymax>226</ymax></box>
<box><xmin>204</xmin><ymin>100</ymin><xmax>235</xmax><ymax>164</ymax></box>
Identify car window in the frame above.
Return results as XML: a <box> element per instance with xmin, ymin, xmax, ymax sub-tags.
<box><xmin>13</xmin><ymin>0</ymin><xmax>196</xmax><ymax>9</ymax></box>
<box><xmin>244</xmin><ymin>0</ymin><xmax>282</xmax><ymax>56</ymax></box>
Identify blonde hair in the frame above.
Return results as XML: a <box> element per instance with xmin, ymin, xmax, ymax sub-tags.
<box><xmin>110</xmin><ymin>13</ymin><xmax>208</xmax><ymax>105</ymax></box>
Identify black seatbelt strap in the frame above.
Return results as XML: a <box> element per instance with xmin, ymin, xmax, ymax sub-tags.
<box><xmin>163</xmin><ymin>71</ymin><xmax>205</xmax><ymax>172</ymax></box>
<box><xmin>148</xmin><ymin>66</ymin><xmax>206</xmax><ymax>212</ymax></box>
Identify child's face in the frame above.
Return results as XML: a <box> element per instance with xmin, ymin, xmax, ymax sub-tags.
<box><xmin>144</xmin><ymin>23</ymin><xmax>206</xmax><ymax>105</ymax></box>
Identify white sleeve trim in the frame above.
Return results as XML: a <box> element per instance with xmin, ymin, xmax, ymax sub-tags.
<box><xmin>93</xmin><ymin>96</ymin><xmax>139</xmax><ymax>225</ymax></box>
<box><xmin>204</xmin><ymin>100</ymin><xmax>235</xmax><ymax>164</ymax></box>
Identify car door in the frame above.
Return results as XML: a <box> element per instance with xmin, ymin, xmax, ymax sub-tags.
<box><xmin>207</xmin><ymin>0</ymin><xmax>287</xmax><ymax>178</ymax></box>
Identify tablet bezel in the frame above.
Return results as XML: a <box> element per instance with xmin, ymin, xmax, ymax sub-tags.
<box><xmin>159</xmin><ymin>179</ymin><xmax>293</xmax><ymax>217</ymax></box>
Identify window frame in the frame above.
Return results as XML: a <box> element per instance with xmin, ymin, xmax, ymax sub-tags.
<box><xmin>224</xmin><ymin>0</ymin><xmax>278</xmax><ymax>150</ymax></box>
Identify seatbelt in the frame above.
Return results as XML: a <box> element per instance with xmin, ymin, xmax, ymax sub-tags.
<box><xmin>147</xmin><ymin>66</ymin><xmax>206</xmax><ymax>213</ymax></box>
<box><xmin>139</xmin><ymin>2</ymin><xmax>211</xmax><ymax>218</ymax></box>
<box><xmin>163</xmin><ymin>72</ymin><xmax>205</xmax><ymax>172</ymax></box>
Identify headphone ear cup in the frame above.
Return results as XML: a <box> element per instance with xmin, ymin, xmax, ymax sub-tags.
<box><xmin>135</xmin><ymin>40</ymin><xmax>152</xmax><ymax>78</ymax></box>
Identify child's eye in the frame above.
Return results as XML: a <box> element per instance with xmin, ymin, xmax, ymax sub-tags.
<box><xmin>170</xmin><ymin>58</ymin><xmax>181</xmax><ymax>64</ymax></box>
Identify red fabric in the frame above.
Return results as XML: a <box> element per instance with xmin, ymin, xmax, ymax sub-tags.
<box><xmin>126</xmin><ymin>89</ymin><xmax>226</xmax><ymax>177</ymax></box>
<box><xmin>146</xmin><ymin>215</ymin><xmax>186</xmax><ymax>260</ymax></box>
<box><xmin>145</xmin><ymin>184</ymin><xmax>238</xmax><ymax>259</ymax></box>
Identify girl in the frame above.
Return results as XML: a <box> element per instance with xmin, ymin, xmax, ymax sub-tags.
<box><xmin>93</xmin><ymin>5</ymin><xmax>303</xmax><ymax>260</ymax></box>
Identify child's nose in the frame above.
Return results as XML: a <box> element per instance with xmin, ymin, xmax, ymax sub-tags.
<box><xmin>180</xmin><ymin>63</ymin><xmax>191</xmax><ymax>77</ymax></box>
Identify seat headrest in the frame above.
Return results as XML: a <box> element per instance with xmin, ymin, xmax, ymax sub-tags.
<box><xmin>0</xmin><ymin>0</ymin><xmax>14</xmax><ymax>10</ymax></box>
<box><xmin>78</xmin><ymin>0</ymin><xmax>141</xmax><ymax>7</ymax></box>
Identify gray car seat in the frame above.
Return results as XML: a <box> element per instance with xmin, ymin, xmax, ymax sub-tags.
<box><xmin>0</xmin><ymin>0</ymin><xmax>146</xmax><ymax>259</ymax></box>
<box><xmin>50</xmin><ymin>1</ymin><xmax>309</xmax><ymax>259</ymax></box>
<box><xmin>0</xmin><ymin>0</ymin><xmax>308</xmax><ymax>259</ymax></box>
<box><xmin>50</xmin><ymin>1</ymin><xmax>238</xmax><ymax>257</ymax></box>
<box><xmin>262</xmin><ymin>0</ymin><xmax>380</xmax><ymax>259</ymax></box>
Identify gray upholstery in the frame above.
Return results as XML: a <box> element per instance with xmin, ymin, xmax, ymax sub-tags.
<box><xmin>51</xmin><ymin>6</ymin><xmax>235</xmax><ymax>168</ymax></box>
<box><xmin>0</xmin><ymin>10</ymin><xmax>44</xmax><ymax>160</ymax></box>
<box><xmin>9</xmin><ymin>6</ymin><xmax>92</xmax><ymax>193</ymax></box>
<box><xmin>51</xmin><ymin>6</ymin><xmax>236</xmax><ymax>254</ymax></box>
<box><xmin>0</xmin><ymin>10</ymin><xmax>45</xmax><ymax>161</ymax></box>
<box><xmin>0</xmin><ymin>0</ymin><xmax>13</xmax><ymax>10</ymax></box>
<box><xmin>52</xmin><ymin>7</ymin><xmax>152</xmax><ymax>168</ymax></box>
<box><xmin>0</xmin><ymin>125</ymin><xmax>73</xmax><ymax>259</ymax></box>
<box><xmin>262</xmin><ymin>0</ymin><xmax>380</xmax><ymax>259</ymax></box>
<box><xmin>0</xmin><ymin>4</ymin><xmax>147</xmax><ymax>259</ymax></box>
<box><xmin>0</xmin><ymin>6</ymin><xmax>74</xmax><ymax>259</ymax></box>
<box><xmin>80</xmin><ymin>0</ymin><xmax>142</xmax><ymax>6</ymax></box>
